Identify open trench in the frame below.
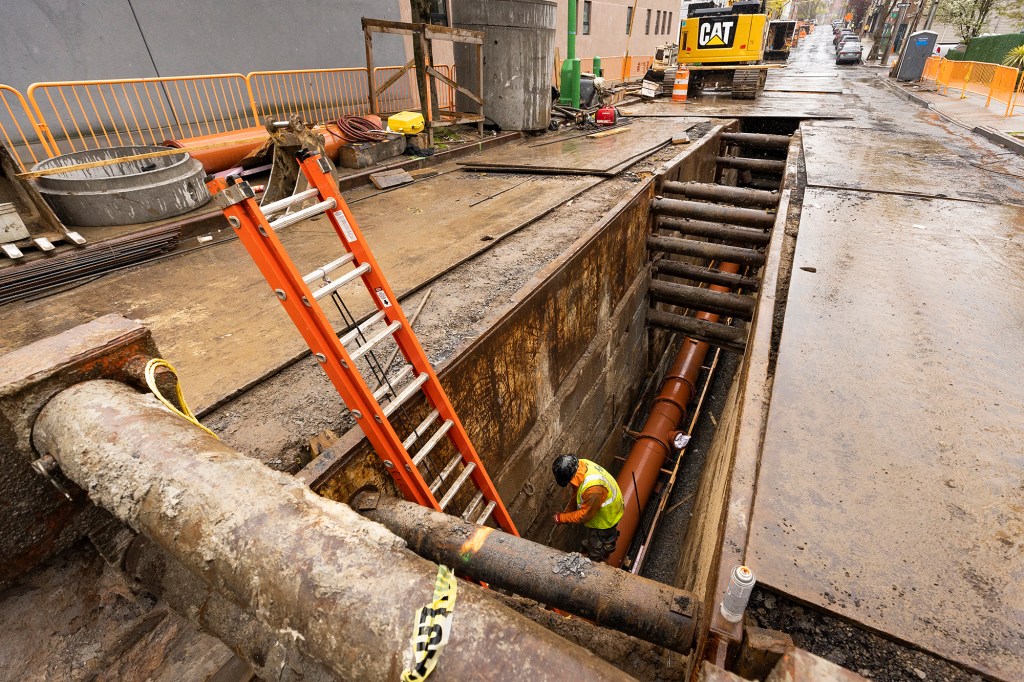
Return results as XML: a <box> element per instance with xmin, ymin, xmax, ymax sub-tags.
<box><xmin>5</xmin><ymin>115</ymin><xmax>985</xmax><ymax>682</ymax></box>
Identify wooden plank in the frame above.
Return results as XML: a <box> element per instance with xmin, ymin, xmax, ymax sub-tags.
<box><xmin>369</xmin><ymin>169</ymin><xmax>414</xmax><ymax>189</ymax></box>
<box><xmin>374</xmin><ymin>59</ymin><xmax>415</xmax><ymax>98</ymax></box>
<box><xmin>426</xmin><ymin>66</ymin><xmax>481</xmax><ymax>105</ymax></box>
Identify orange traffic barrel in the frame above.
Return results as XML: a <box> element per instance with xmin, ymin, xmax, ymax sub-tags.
<box><xmin>672</xmin><ymin>68</ymin><xmax>690</xmax><ymax>103</ymax></box>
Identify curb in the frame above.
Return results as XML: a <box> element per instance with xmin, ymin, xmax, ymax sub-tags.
<box><xmin>878</xmin><ymin>77</ymin><xmax>932</xmax><ymax>109</ymax></box>
<box><xmin>972</xmin><ymin>126</ymin><xmax>1024</xmax><ymax>156</ymax></box>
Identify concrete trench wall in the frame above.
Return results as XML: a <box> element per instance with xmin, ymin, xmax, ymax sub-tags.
<box><xmin>307</xmin><ymin>125</ymin><xmax>730</xmax><ymax>544</ymax></box>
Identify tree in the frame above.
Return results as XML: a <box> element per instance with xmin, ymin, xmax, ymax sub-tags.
<box><xmin>767</xmin><ymin>0</ymin><xmax>789</xmax><ymax>19</ymax></box>
<box><xmin>936</xmin><ymin>0</ymin><xmax>1015</xmax><ymax>41</ymax></box>
<box><xmin>866</xmin><ymin>0</ymin><xmax>902</xmax><ymax>61</ymax></box>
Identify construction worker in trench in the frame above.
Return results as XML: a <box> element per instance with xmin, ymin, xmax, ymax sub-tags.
<box><xmin>551</xmin><ymin>454</ymin><xmax>625</xmax><ymax>561</ymax></box>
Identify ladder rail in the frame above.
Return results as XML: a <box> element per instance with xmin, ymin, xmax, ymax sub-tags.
<box><xmin>296</xmin><ymin>153</ymin><xmax>519</xmax><ymax>536</ymax></box>
<box><xmin>208</xmin><ymin>153</ymin><xmax>519</xmax><ymax>536</ymax></box>
<box><xmin>207</xmin><ymin>175</ymin><xmax>440</xmax><ymax>510</ymax></box>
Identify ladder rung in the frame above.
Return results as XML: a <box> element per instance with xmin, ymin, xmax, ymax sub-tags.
<box><xmin>476</xmin><ymin>500</ymin><xmax>497</xmax><ymax>526</ymax></box>
<box><xmin>303</xmin><ymin>253</ymin><xmax>355</xmax><ymax>284</ymax></box>
<box><xmin>312</xmin><ymin>262</ymin><xmax>371</xmax><ymax>300</ymax></box>
<box><xmin>373</xmin><ymin>365</ymin><xmax>413</xmax><ymax>402</ymax></box>
<box><xmin>382</xmin><ymin>373</ymin><xmax>430</xmax><ymax>418</ymax></box>
<box><xmin>269</xmin><ymin>198</ymin><xmax>336</xmax><ymax>231</ymax></box>
<box><xmin>339</xmin><ymin>310</ymin><xmax>387</xmax><ymax>345</ymax></box>
<box><xmin>350</xmin><ymin>321</ymin><xmax>401</xmax><ymax>362</ymax></box>
<box><xmin>261</xmin><ymin>188</ymin><xmax>320</xmax><ymax>216</ymax></box>
<box><xmin>430</xmin><ymin>453</ymin><xmax>463</xmax><ymax>494</ymax></box>
<box><xmin>438</xmin><ymin>462</ymin><xmax>476</xmax><ymax>510</ymax></box>
<box><xmin>412</xmin><ymin>419</ymin><xmax>454</xmax><ymax>466</ymax></box>
<box><xmin>462</xmin><ymin>491</ymin><xmax>484</xmax><ymax>521</ymax></box>
<box><xmin>403</xmin><ymin>409</ymin><xmax>440</xmax><ymax>450</ymax></box>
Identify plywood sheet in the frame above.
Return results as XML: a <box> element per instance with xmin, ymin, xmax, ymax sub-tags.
<box><xmin>460</xmin><ymin>118</ymin><xmax>694</xmax><ymax>175</ymax></box>
<box><xmin>748</xmin><ymin>188</ymin><xmax>1024</xmax><ymax>681</ymax></box>
<box><xmin>0</xmin><ymin>172</ymin><xmax>599</xmax><ymax>409</ymax></box>
<box><xmin>802</xmin><ymin>126</ymin><xmax>1024</xmax><ymax>205</ymax></box>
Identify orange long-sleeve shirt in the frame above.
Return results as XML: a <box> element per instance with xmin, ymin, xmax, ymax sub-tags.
<box><xmin>556</xmin><ymin>484</ymin><xmax>610</xmax><ymax>525</ymax></box>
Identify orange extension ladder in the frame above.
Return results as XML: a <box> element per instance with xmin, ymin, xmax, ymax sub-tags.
<box><xmin>206</xmin><ymin>150</ymin><xmax>518</xmax><ymax>535</ymax></box>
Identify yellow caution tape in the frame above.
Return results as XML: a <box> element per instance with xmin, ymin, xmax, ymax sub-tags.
<box><xmin>144</xmin><ymin>358</ymin><xmax>219</xmax><ymax>439</ymax></box>
<box><xmin>402</xmin><ymin>565</ymin><xmax>458</xmax><ymax>682</ymax></box>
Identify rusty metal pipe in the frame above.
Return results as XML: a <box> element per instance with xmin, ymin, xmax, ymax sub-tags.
<box><xmin>352</xmin><ymin>490</ymin><xmax>699</xmax><ymax>654</ymax></box>
<box><xmin>124</xmin><ymin>536</ymin><xmax>336</xmax><ymax>682</ymax></box>
<box><xmin>656</xmin><ymin>216</ymin><xmax>771</xmax><ymax>245</ymax></box>
<box><xmin>609</xmin><ymin>262</ymin><xmax>743</xmax><ymax>568</ymax></box>
<box><xmin>649</xmin><ymin>280</ymin><xmax>754</xmax><ymax>320</ymax></box>
<box><xmin>647</xmin><ymin>309</ymin><xmax>747</xmax><ymax>353</ymax></box>
<box><xmin>716</xmin><ymin>156</ymin><xmax>786</xmax><ymax>174</ymax></box>
<box><xmin>652</xmin><ymin>197</ymin><xmax>775</xmax><ymax>229</ymax></box>
<box><xmin>719</xmin><ymin>132</ymin><xmax>792</xmax><ymax>150</ymax></box>
<box><xmin>661</xmin><ymin>181</ymin><xmax>779</xmax><ymax>209</ymax></box>
<box><xmin>653</xmin><ymin>260</ymin><xmax>760</xmax><ymax>291</ymax></box>
<box><xmin>33</xmin><ymin>380</ymin><xmax>633</xmax><ymax>682</ymax></box>
<box><xmin>648</xmin><ymin>235</ymin><xmax>765</xmax><ymax>266</ymax></box>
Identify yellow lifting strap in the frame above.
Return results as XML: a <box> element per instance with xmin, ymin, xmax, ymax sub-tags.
<box><xmin>144</xmin><ymin>358</ymin><xmax>219</xmax><ymax>439</ymax></box>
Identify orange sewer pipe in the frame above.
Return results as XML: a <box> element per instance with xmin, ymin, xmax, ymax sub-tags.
<box><xmin>607</xmin><ymin>261</ymin><xmax>741</xmax><ymax>568</ymax></box>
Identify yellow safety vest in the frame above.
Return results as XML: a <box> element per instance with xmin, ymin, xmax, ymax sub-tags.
<box><xmin>576</xmin><ymin>459</ymin><xmax>625</xmax><ymax>529</ymax></box>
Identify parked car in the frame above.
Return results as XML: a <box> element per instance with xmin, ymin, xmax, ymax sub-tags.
<box><xmin>836</xmin><ymin>41</ymin><xmax>863</xmax><ymax>64</ymax></box>
<box><xmin>836</xmin><ymin>34</ymin><xmax>860</xmax><ymax>53</ymax></box>
<box><xmin>934</xmin><ymin>43</ymin><xmax>961</xmax><ymax>58</ymax></box>
<box><xmin>834</xmin><ymin>30</ymin><xmax>856</xmax><ymax>45</ymax></box>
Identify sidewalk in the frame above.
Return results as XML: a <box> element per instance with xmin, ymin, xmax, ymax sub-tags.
<box><xmin>891</xmin><ymin>78</ymin><xmax>1024</xmax><ymax>135</ymax></box>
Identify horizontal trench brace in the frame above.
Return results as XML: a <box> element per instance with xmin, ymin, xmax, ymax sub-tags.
<box><xmin>647</xmin><ymin>235</ymin><xmax>766</xmax><ymax>266</ymax></box>
<box><xmin>660</xmin><ymin>181</ymin><xmax>779</xmax><ymax>209</ymax></box>
<box><xmin>649</xmin><ymin>279</ymin><xmax>755</xmax><ymax>321</ymax></box>
<box><xmin>716</xmin><ymin>156</ymin><xmax>786</xmax><ymax>174</ymax></box>
<box><xmin>647</xmin><ymin>308</ymin><xmax>747</xmax><ymax>353</ymax></box>
<box><xmin>651</xmin><ymin>196</ymin><xmax>775</xmax><ymax>229</ymax></box>
<box><xmin>719</xmin><ymin>131</ymin><xmax>792</xmax><ymax>150</ymax></box>
<box><xmin>653</xmin><ymin>260</ymin><xmax>761</xmax><ymax>291</ymax></box>
<box><xmin>655</xmin><ymin>216</ymin><xmax>771</xmax><ymax>246</ymax></box>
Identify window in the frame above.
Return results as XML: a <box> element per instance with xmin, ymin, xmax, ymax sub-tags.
<box><xmin>582</xmin><ymin>0</ymin><xmax>591</xmax><ymax>35</ymax></box>
<box><xmin>666</xmin><ymin>12</ymin><xmax>673</xmax><ymax>35</ymax></box>
<box><xmin>627</xmin><ymin>6</ymin><xmax>634</xmax><ymax>35</ymax></box>
<box><xmin>656</xmin><ymin>10</ymin><xmax>662</xmax><ymax>35</ymax></box>
<box><xmin>646</xmin><ymin>9</ymin><xmax>652</xmax><ymax>35</ymax></box>
<box><xmin>427</xmin><ymin>0</ymin><xmax>448</xmax><ymax>26</ymax></box>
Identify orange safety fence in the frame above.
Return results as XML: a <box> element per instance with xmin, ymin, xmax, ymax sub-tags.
<box><xmin>921</xmin><ymin>56</ymin><xmax>941</xmax><ymax>82</ymax></box>
<box><xmin>249</xmin><ymin>67</ymin><xmax>370</xmax><ymax>123</ymax></box>
<box><xmin>1012</xmin><ymin>75</ymin><xmax>1024</xmax><ymax>117</ymax></box>
<box><xmin>560</xmin><ymin>55</ymin><xmax>655</xmax><ymax>86</ymax></box>
<box><xmin>987</xmin><ymin>65</ymin><xmax>1018</xmax><ymax>115</ymax></box>
<box><xmin>0</xmin><ymin>84</ymin><xmax>51</xmax><ymax>172</ymax></box>
<box><xmin>931</xmin><ymin>57</ymin><xmax>1024</xmax><ymax>117</ymax></box>
<box><xmin>28</xmin><ymin>74</ymin><xmax>258</xmax><ymax>156</ymax></box>
<box><xmin>371</xmin><ymin>64</ymin><xmax>457</xmax><ymax>115</ymax></box>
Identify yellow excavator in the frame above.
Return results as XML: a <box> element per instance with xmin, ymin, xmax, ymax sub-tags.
<box><xmin>677</xmin><ymin>1</ymin><xmax>769</xmax><ymax>99</ymax></box>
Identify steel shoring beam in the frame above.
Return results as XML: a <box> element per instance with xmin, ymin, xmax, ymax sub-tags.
<box><xmin>352</xmin><ymin>491</ymin><xmax>699</xmax><ymax>654</ymax></box>
<box><xmin>716</xmin><ymin>156</ymin><xmax>786</xmax><ymax>174</ymax></box>
<box><xmin>661</xmin><ymin>181</ymin><xmax>779</xmax><ymax>209</ymax></box>
<box><xmin>647</xmin><ymin>308</ymin><xmax>747</xmax><ymax>353</ymax></box>
<box><xmin>649</xmin><ymin>279</ymin><xmax>755</xmax><ymax>321</ymax></box>
<box><xmin>655</xmin><ymin>216</ymin><xmax>771</xmax><ymax>245</ymax></box>
<box><xmin>719</xmin><ymin>132</ymin><xmax>792</xmax><ymax>150</ymax></box>
<box><xmin>647</xmin><ymin>234</ymin><xmax>766</xmax><ymax>266</ymax></box>
<box><xmin>651</xmin><ymin>196</ymin><xmax>775</xmax><ymax>229</ymax></box>
<box><xmin>32</xmin><ymin>380</ymin><xmax>633</xmax><ymax>682</ymax></box>
<box><xmin>653</xmin><ymin>259</ymin><xmax>761</xmax><ymax>291</ymax></box>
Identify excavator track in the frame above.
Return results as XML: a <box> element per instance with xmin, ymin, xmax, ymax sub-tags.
<box><xmin>731</xmin><ymin>69</ymin><xmax>762</xmax><ymax>100</ymax></box>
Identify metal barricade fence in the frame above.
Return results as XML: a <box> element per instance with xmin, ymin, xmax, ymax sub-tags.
<box><xmin>964</xmin><ymin>62</ymin><xmax>996</xmax><ymax>98</ymax></box>
<box><xmin>987</xmin><ymin>65</ymin><xmax>1018</xmax><ymax>115</ymax></box>
<box><xmin>921</xmin><ymin>56</ymin><xmax>941</xmax><ymax>82</ymax></box>
<box><xmin>374</xmin><ymin>66</ymin><xmax>421</xmax><ymax>114</ymax></box>
<box><xmin>28</xmin><ymin>74</ymin><xmax>258</xmax><ymax>156</ymax></box>
<box><xmin>0</xmin><ymin>84</ymin><xmax>51</xmax><ymax>172</ymax></box>
<box><xmin>248</xmin><ymin>68</ymin><xmax>370</xmax><ymax>123</ymax></box>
